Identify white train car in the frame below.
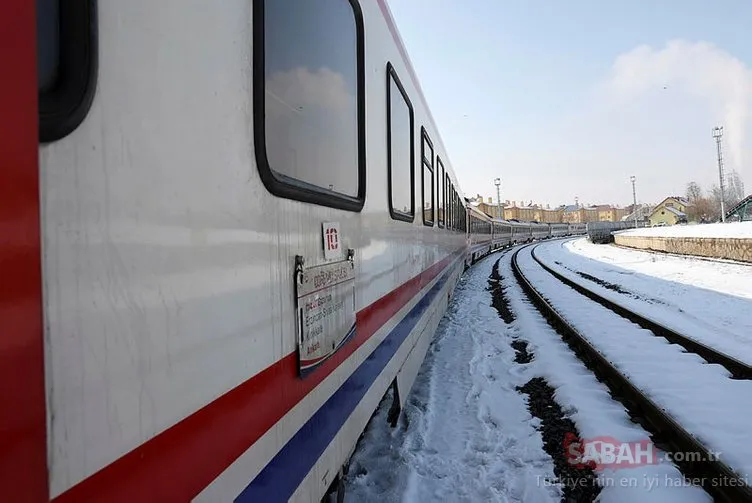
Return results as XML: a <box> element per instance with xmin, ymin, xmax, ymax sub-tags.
<box><xmin>531</xmin><ymin>222</ymin><xmax>550</xmax><ymax>240</ymax></box>
<box><xmin>569</xmin><ymin>222</ymin><xmax>588</xmax><ymax>235</ymax></box>
<box><xmin>3</xmin><ymin>1</ymin><xmax>470</xmax><ymax>502</ymax></box>
<box><xmin>510</xmin><ymin>220</ymin><xmax>532</xmax><ymax>243</ymax></box>
<box><xmin>467</xmin><ymin>204</ymin><xmax>493</xmax><ymax>262</ymax></box>
<box><xmin>549</xmin><ymin>223</ymin><xmax>570</xmax><ymax>238</ymax></box>
<box><xmin>491</xmin><ymin>219</ymin><xmax>513</xmax><ymax>250</ymax></box>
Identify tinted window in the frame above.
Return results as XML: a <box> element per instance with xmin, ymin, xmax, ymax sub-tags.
<box><xmin>452</xmin><ymin>193</ymin><xmax>456</xmax><ymax>230</ymax></box>
<box><xmin>38</xmin><ymin>0</ymin><xmax>97</xmax><ymax>142</ymax></box>
<box><xmin>387</xmin><ymin>66</ymin><xmax>414</xmax><ymax>219</ymax></box>
<box><xmin>445</xmin><ymin>172</ymin><xmax>450</xmax><ymax>229</ymax></box>
<box><xmin>421</xmin><ymin>131</ymin><xmax>434</xmax><ymax>226</ymax></box>
<box><xmin>437</xmin><ymin>159</ymin><xmax>444</xmax><ymax>227</ymax></box>
<box><xmin>450</xmin><ymin>188</ymin><xmax>455</xmax><ymax>230</ymax></box>
<box><xmin>260</xmin><ymin>0</ymin><xmax>363</xmax><ymax>201</ymax></box>
<box><xmin>37</xmin><ymin>0</ymin><xmax>60</xmax><ymax>92</ymax></box>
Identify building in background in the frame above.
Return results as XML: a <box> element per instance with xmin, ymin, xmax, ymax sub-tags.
<box><xmin>621</xmin><ymin>203</ymin><xmax>654</xmax><ymax>225</ymax></box>
<box><xmin>503</xmin><ymin>203</ymin><xmax>537</xmax><ymax>221</ymax></box>
<box><xmin>560</xmin><ymin>204</ymin><xmax>581</xmax><ymax>223</ymax></box>
<box><xmin>561</xmin><ymin>204</ymin><xmax>623</xmax><ymax>223</ymax></box>
<box><xmin>469</xmin><ymin>195</ymin><xmax>628</xmax><ymax>223</ymax></box>
<box><xmin>470</xmin><ymin>195</ymin><xmax>505</xmax><ymax>219</ymax></box>
<box><xmin>596</xmin><ymin>205</ymin><xmax>628</xmax><ymax>222</ymax></box>
<box><xmin>648</xmin><ymin>196</ymin><xmax>690</xmax><ymax>226</ymax></box>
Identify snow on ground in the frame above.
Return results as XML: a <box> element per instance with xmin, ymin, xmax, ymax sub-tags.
<box><xmin>499</xmin><ymin>251</ymin><xmax>711</xmax><ymax>503</ymax></box>
<box><xmin>346</xmin><ymin>252</ymin><xmax>559</xmax><ymax>503</ymax></box>
<box><xmin>537</xmin><ymin>238</ymin><xmax>752</xmax><ymax>363</ymax></box>
<box><xmin>345</xmin><ymin>248</ymin><xmax>712</xmax><ymax>502</ymax></box>
<box><xmin>619</xmin><ymin>221</ymin><xmax>752</xmax><ymax>238</ymax></box>
<box><xmin>516</xmin><ymin>245</ymin><xmax>752</xmax><ymax>483</ymax></box>
<box><xmin>566</xmin><ymin>237</ymin><xmax>752</xmax><ymax>299</ymax></box>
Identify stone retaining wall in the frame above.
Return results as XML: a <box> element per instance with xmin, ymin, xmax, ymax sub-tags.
<box><xmin>613</xmin><ymin>234</ymin><xmax>752</xmax><ymax>263</ymax></box>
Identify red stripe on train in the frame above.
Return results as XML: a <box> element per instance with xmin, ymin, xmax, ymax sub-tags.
<box><xmin>0</xmin><ymin>1</ymin><xmax>49</xmax><ymax>502</ymax></box>
<box><xmin>54</xmin><ymin>251</ymin><xmax>462</xmax><ymax>502</ymax></box>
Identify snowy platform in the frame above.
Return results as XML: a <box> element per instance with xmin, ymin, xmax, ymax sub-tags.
<box><xmin>614</xmin><ymin>222</ymin><xmax>752</xmax><ymax>262</ymax></box>
<box><xmin>619</xmin><ymin>222</ymin><xmax>752</xmax><ymax>239</ymax></box>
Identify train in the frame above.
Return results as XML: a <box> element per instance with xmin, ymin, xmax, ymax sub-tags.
<box><xmin>466</xmin><ymin>203</ymin><xmax>587</xmax><ymax>263</ymax></box>
<box><xmin>2</xmin><ymin>1</ymin><xmax>584</xmax><ymax>502</ymax></box>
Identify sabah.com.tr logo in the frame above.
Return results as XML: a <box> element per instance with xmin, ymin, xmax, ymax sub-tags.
<box><xmin>563</xmin><ymin>433</ymin><xmax>721</xmax><ymax>471</ymax></box>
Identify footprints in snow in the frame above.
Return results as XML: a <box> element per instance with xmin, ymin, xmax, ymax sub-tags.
<box><xmin>489</xmin><ymin>257</ymin><xmax>601</xmax><ymax>503</ymax></box>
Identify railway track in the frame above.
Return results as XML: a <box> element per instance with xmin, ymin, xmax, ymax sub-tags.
<box><xmin>512</xmin><ymin>242</ymin><xmax>752</xmax><ymax>503</ymax></box>
<box><xmin>530</xmin><ymin>243</ymin><xmax>752</xmax><ymax>380</ymax></box>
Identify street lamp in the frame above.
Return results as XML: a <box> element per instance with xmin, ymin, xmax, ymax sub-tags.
<box><xmin>712</xmin><ymin>127</ymin><xmax>726</xmax><ymax>222</ymax></box>
<box><xmin>630</xmin><ymin>176</ymin><xmax>637</xmax><ymax>227</ymax></box>
<box><xmin>494</xmin><ymin>178</ymin><xmax>501</xmax><ymax>219</ymax></box>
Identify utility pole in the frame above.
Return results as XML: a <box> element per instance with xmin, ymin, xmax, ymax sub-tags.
<box><xmin>712</xmin><ymin>126</ymin><xmax>726</xmax><ymax>222</ymax></box>
<box><xmin>630</xmin><ymin>175</ymin><xmax>638</xmax><ymax>227</ymax></box>
<box><xmin>494</xmin><ymin>178</ymin><xmax>502</xmax><ymax>219</ymax></box>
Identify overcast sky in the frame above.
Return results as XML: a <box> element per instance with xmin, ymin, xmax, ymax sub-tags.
<box><xmin>388</xmin><ymin>0</ymin><xmax>752</xmax><ymax>207</ymax></box>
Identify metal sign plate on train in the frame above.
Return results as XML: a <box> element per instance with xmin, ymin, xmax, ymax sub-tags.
<box><xmin>296</xmin><ymin>259</ymin><xmax>356</xmax><ymax>375</ymax></box>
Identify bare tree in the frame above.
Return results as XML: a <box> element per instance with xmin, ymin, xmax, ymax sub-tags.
<box><xmin>685</xmin><ymin>181</ymin><xmax>717</xmax><ymax>222</ymax></box>
<box><xmin>689</xmin><ymin>195</ymin><xmax>715</xmax><ymax>223</ymax></box>
<box><xmin>686</xmin><ymin>181</ymin><xmax>703</xmax><ymax>203</ymax></box>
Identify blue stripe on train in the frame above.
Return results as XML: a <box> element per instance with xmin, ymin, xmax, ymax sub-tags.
<box><xmin>235</xmin><ymin>257</ymin><xmax>460</xmax><ymax>502</ymax></box>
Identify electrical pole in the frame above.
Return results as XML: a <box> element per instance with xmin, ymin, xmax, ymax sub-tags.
<box><xmin>712</xmin><ymin>126</ymin><xmax>726</xmax><ymax>222</ymax></box>
<box><xmin>494</xmin><ymin>178</ymin><xmax>501</xmax><ymax>219</ymax></box>
<box><xmin>630</xmin><ymin>175</ymin><xmax>638</xmax><ymax>227</ymax></box>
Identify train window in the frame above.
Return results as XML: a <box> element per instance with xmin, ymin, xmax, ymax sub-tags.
<box><xmin>458</xmin><ymin>199</ymin><xmax>463</xmax><ymax>232</ymax></box>
<box><xmin>456</xmin><ymin>191</ymin><xmax>460</xmax><ymax>231</ymax></box>
<box><xmin>446</xmin><ymin>177</ymin><xmax>452</xmax><ymax>230</ymax></box>
<box><xmin>254</xmin><ymin>0</ymin><xmax>366</xmax><ymax>211</ymax></box>
<box><xmin>454</xmin><ymin>196</ymin><xmax>458</xmax><ymax>231</ymax></box>
<box><xmin>421</xmin><ymin>128</ymin><xmax>434</xmax><ymax>226</ymax></box>
<box><xmin>452</xmin><ymin>189</ymin><xmax>460</xmax><ymax>231</ymax></box>
<box><xmin>38</xmin><ymin>0</ymin><xmax>98</xmax><ymax>142</ymax></box>
<box><xmin>444</xmin><ymin>175</ymin><xmax>449</xmax><ymax>230</ymax></box>
<box><xmin>437</xmin><ymin>158</ymin><xmax>445</xmax><ymax>228</ymax></box>
<box><xmin>452</xmin><ymin>190</ymin><xmax>456</xmax><ymax>230</ymax></box>
<box><xmin>456</xmin><ymin>198</ymin><xmax>460</xmax><ymax>231</ymax></box>
<box><xmin>37</xmin><ymin>0</ymin><xmax>59</xmax><ymax>93</ymax></box>
<box><xmin>452</xmin><ymin>187</ymin><xmax>457</xmax><ymax>231</ymax></box>
<box><xmin>386</xmin><ymin>64</ymin><xmax>414</xmax><ymax>221</ymax></box>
